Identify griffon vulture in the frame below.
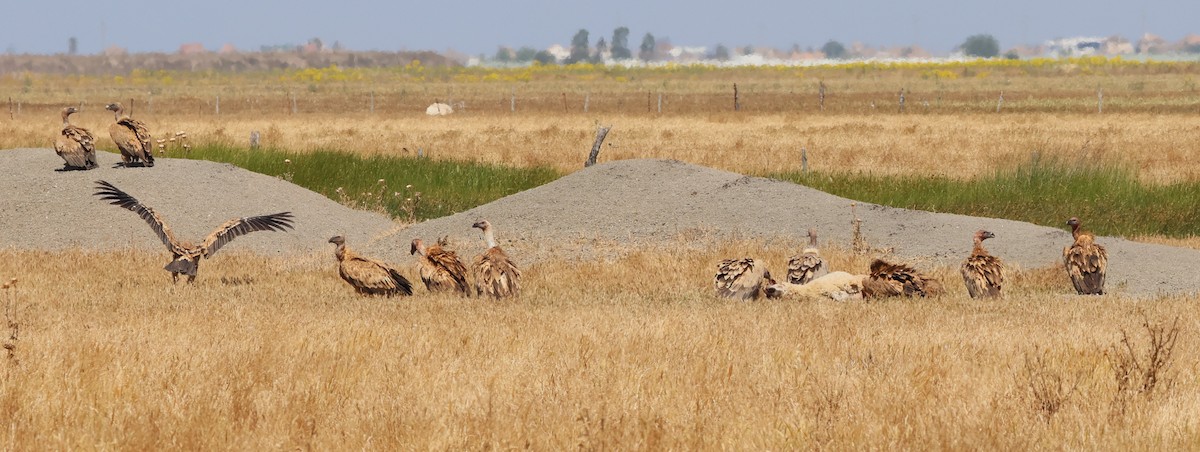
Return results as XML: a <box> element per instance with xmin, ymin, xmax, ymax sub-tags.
<box><xmin>714</xmin><ymin>258</ymin><xmax>774</xmax><ymax>300</ymax></box>
<box><xmin>105</xmin><ymin>102</ymin><xmax>154</xmax><ymax>167</ymax></box>
<box><xmin>961</xmin><ymin>230</ymin><xmax>1004</xmax><ymax>298</ymax></box>
<box><xmin>787</xmin><ymin>228</ymin><xmax>829</xmax><ymax>285</ymax></box>
<box><xmin>329</xmin><ymin>236</ymin><xmax>413</xmax><ymax>297</ymax></box>
<box><xmin>93</xmin><ymin>180</ymin><xmax>294</xmax><ymax>283</ymax></box>
<box><xmin>470</xmin><ymin>220</ymin><xmax>521</xmax><ymax>298</ymax></box>
<box><xmin>1063</xmin><ymin>217</ymin><xmax>1107</xmax><ymax>295</ymax></box>
<box><xmin>861</xmin><ymin>259</ymin><xmax>944</xmax><ymax>299</ymax></box>
<box><xmin>53</xmin><ymin>106</ymin><xmax>97</xmax><ymax>170</ymax></box>
<box><xmin>411</xmin><ymin>237</ymin><xmax>470</xmax><ymax>295</ymax></box>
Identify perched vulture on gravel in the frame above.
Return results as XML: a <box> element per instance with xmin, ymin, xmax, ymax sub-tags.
<box><xmin>411</xmin><ymin>237</ymin><xmax>469</xmax><ymax>295</ymax></box>
<box><xmin>765</xmin><ymin>271</ymin><xmax>864</xmax><ymax>301</ymax></box>
<box><xmin>329</xmin><ymin>236</ymin><xmax>413</xmax><ymax>297</ymax></box>
<box><xmin>714</xmin><ymin>257</ymin><xmax>773</xmax><ymax>300</ymax></box>
<box><xmin>105</xmin><ymin>102</ymin><xmax>154</xmax><ymax>167</ymax></box>
<box><xmin>862</xmin><ymin>259</ymin><xmax>943</xmax><ymax>299</ymax></box>
<box><xmin>961</xmin><ymin>230</ymin><xmax>1004</xmax><ymax>298</ymax></box>
<box><xmin>53</xmin><ymin>106</ymin><xmax>97</xmax><ymax>171</ymax></box>
<box><xmin>94</xmin><ymin>180</ymin><xmax>294</xmax><ymax>283</ymax></box>
<box><xmin>787</xmin><ymin>228</ymin><xmax>829</xmax><ymax>285</ymax></box>
<box><xmin>471</xmin><ymin>220</ymin><xmax>521</xmax><ymax>298</ymax></box>
<box><xmin>1063</xmin><ymin>217</ymin><xmax>1107</xmax><ymax>295</ymax></box>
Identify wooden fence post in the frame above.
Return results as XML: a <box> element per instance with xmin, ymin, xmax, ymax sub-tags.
<box><xmin>1097</xmin><ymin>88</ymin><xmax>1103</xmax><ymax>114</ymax></box>
<box><xmin>996</xmin><ymin>91</ymin><xmax>1004</xmax><ymax>113</ymax></box>
<box><xmin>584</xmin><ymin>93</ymin><xmax>590</xmax><ymax>113</ymax></box>
<box><xmin>584</xmin><ymin>125</ymin><xmax>612</xmax><ymax>167</ymax></box>
<box><xmin>657</xmin><ymin>93</ymin><xmax>662</xmax><ymax>114</ymax></box>
<box><xmin>818</xmin><ymin>81</ymin><xmax>826</xmax><ymax>112</ymax></box>
<box><xmin>733</xmin><ymin>83</ymin><xmax>740</xmax><ymax>111</ymax></box>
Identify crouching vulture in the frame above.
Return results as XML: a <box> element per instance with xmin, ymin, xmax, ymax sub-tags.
<box><xmin>961</xmin><ymin>230</ymin><xmax>1004</xmax><ymax>298</ymax></box>
<box><xmin>105</xmin><ymin>102</ymin><xmax>154</xmax><ymax>167</ymax></box>
<box><xmin>1063</xmin><ymin>217</ymin><xmax>1107</xmax><ymax>295</ymax></box>
<box><xmin>787</xmin><ymin>229</ymin><xmax>829</xmax><ymax>285</ymax></box>
<box><xmin>411</xmin><ymin>237</ymin><xmax>469</xmax><ymax>295</ymax></box>
<box><xmin>861</xmin><ymin>259</ymin><xmax>943</xmax><ymax>299</ymax></box>
<box><xmin>329</xmin><ymin>236</ymin><xmax>413</xmax><ymax>297</ymax></box>
<box><xmin>714</xmin><ymin>258</ymin><xmax>774</xmax><ymax>300</ymax></box>
<box><xmin>93</xmin><ymin>181</ymin><xmax>294</xmax><ymax>283</ymax></box>
<box><xmin>53</xmin><ymin>106</ymin><xmax>98</xmax><ymax>170</ymax></box>
<box><xmin>471</xmin><ymin>220</ymin><xmax>521</xmax><ymax>298</ymax></box>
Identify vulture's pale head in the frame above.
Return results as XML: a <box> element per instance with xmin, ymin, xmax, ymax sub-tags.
<box><xmin>410</xmin><ymin>238</ymin><xmax>425</xmax><ymax>256</ymax></box>
<box><xmin>974</xmin><ymin>230</ymin><xmax>995</xmax><ymax>241</ymax></box>
<box><xmin>328</xmin><ymin>235</ymin><xmax>346</xmax><ymax>246</ymax></box>
<box><xmin>472</xmin><ymin>220</ymin><xmax>492</xmax><ymax>231</ymax></box>
<box><xmin>1066</xmin><ymin>217</ymin><xmax>1080</xmax><ymax>228</ymax></box>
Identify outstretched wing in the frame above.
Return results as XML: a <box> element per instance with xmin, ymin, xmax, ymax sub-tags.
<box><xmin>200</xmin><ymin>212</ymin><xmax>294</xmax><ymax>257</ymax></box>
<box><xmin>93</xmin><ymin>180</ymin><xmax>184</xmax><ymax>254</ymax></box>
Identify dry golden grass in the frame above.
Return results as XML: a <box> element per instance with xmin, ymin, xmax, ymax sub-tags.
<box><xmin>6</xmin><ymin>65</ymin><xmax>1200</xmax><ymax>183</ymax></box>
<box><xmin>1</xmin><ymin>241</ymin><xmax>1197</xmax><ymax>449</ymax></box>
<box><xmin>10</xmin><ymin>111</ymin><xmax>1200</xmax><ymax>184</ymax></box>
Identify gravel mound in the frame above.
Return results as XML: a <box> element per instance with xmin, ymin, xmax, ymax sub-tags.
<box><xmin>5</xmin><ymin>149</ymin><xmax>1198</xmax><ymax>296</ymax></box>
<box><xmin>392</xmin><ymin>159</ymin><xmax>1200</xmax><ymax>297</ymax></box>
<box><xmin>0</xmin><ymin>148</ymin><xmax>398</xmax><ymax>261</ymax></box>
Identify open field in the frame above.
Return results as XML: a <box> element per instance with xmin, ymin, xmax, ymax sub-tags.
<box><xmin>1</xmin><ymin>244</ymin><xmax>1197</xmax><ymax>449</ymax></box>
<box><xmin>5</xmin><ymin>58</ymin><xmax>1200</xmax><ymax>182</ymax></box>
<box><xmin>4</xmin><ymin>59</ymin><xmax>1200</xmax><ymax>448</ymax></box>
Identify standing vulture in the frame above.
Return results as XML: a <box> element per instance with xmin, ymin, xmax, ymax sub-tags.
<box><xmin>53</xmin><ymin>106</ymin><xmax>98</xmax><ymax>170</ymax></box>
<box><xmin>329</xmin><ymin>236</ymin><xmax>413</xmax><ymax>297</ymax></box>
<box><xmin>470</xmin><ymin>220</ymin><xmax>521</xmax><ymax>298</ymax></box>
<box><xmin>961</xmin><ymin>230</ymin><xmax>1004</xmax><ymax>298</ymax></box>
<box><xmin>1063</xmin><ymin>217</ymin><xmax>1107</xmax><ymax>295</ymax></box>
<box><xmin>861</xmin><ymin>259</ymin><xmax>943</xmax><ymax>299</ymax></box>
<box><xmin>787</xmin><ymin>229</ymin><xmax>829</xmax><ymax>285</ymax></box>
<box><xmin>93</xmin><ymin>180</ymin><xmax>294</xmax><ymax>283</ymax></box>
<box><xmin>105</xmin><ymin>102</ymin><xmax>154</xmax><ymax>167</ymax></box>
<box><xmin>714</xmin><ymin>258</ymin><xmax>774</xmax><ymax>300</ymax></box>
<box><xmin>411</xmin><ymin>237</ymin><xmax>469</xmax><ymax>295</ymax></box>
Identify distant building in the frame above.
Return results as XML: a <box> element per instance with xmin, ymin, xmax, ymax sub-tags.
<box><xmin>178</xmin><ymin>42</ymin><xmax>206</xmax><ymax>55</ymax></box>
<box><xmin>1045</xmin><ymin>36</ymin><xmax>1132</xmax><ymax>57</ymax></box>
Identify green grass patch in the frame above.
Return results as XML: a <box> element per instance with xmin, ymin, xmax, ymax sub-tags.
<box><xmin>174</xmin><ymin>145</ymin><xmax>560</xmax><ymax>221</ymax></box>
<box><xmin>771</xmin><ymin>155</ymin><xmax>1200</xmax><ymax>237</ymax></box>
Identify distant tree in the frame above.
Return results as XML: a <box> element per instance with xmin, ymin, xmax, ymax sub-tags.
<box><xmin>639</xmin><ymin>33</ymin><xmax>657</xmax><ymax>61</ymax></box>
<box><xmin>741</xmin><ymin>45</ymin><xmax>754</xmax><ymax>56</ymax></box>
<box><xmin>515</xmin><ymin>47</ymin><xmax>538</xmax><ymax>62</ymax></box>
<box><xmin>821</xmin><ymin>40</ymin><xmax>847</xmax><ymax>59</ymax></box>
<box><xmin>566</xmin><ymin>29</ymin><xmax>590</xmax><ymax>64</ymax></box>
<box><xmin>495</xmin><ymin>47</ymin><xmax>513</xmax><ymax>63</ymax></box>
<box><xmin>611</xmin><ymin>27</ymin><xmax>632</xmax><ymax>59</ymax></box>
<box><xmin>533</xmin><ymin>50</ymin><xmax>557</xmax><ymax>65</ymax></box>
<box><xmin>1004</xmin><ymin>49</ymin><xmax>1020</xmax><ymax>60</ymax></box>
<box><xmin>593</xmin><ymin>37</ymin><xmax>607</xmax><ymax>63</ymax></box>
<box><xmin>68</xmin><ymin>37</ymin><xmax>78</xmax><ymax>55</ymax></box>
<box><xmin>713</xmin><ymin>44</ymin><xmax>730</xmax><ymax>61</ymax></box>
<box><xmin>961</xmin><ymin>34</ymin><xmax>1000</xmax><ymax>58</ymax></box>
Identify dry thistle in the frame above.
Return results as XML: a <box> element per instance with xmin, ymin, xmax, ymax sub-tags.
<box><xmin>851</xmin><ymin>203</ymin><xmax>867</xmax><ymax>254</ymax></box>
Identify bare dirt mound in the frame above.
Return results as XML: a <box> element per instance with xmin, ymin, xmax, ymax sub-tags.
<box><xmin>390</xmin><ymin>159</ymin><xmax>1200</xmax><ymax>297</ymax></box>
<box><xmin>0</xmin><ymin>148</ymin><xmax>398</xmax><ymax>259</ymax></box>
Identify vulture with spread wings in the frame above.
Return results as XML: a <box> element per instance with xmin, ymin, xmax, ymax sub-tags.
<box><xmin>93</xmin><ymin>180</ymin><xmax>294</xmax><ymax>283</ymax></box>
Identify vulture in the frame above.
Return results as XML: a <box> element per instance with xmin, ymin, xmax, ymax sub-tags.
<box><xmin>329</xmin><ymin>236</ymin><xmax>413</xmax><ymax>297</ymax></box>
<box><xmin>411</xmin><ymin>237</ymin><xmax>470</xmax><ymax>295</ymax></box>
<box><xmin>961</xmin><ymin>230</ymin><xmax>1004</xmax><ymax>298</ymax></box>
<box><xmin>765</xmin><ymin>271</ymin><xmax>864</xmax><ymax>301</ymax></box>
<box><xmin>714</xmin><ymin>258</ymin><xmax>774</xmax><ymax>300</ymax></box>
<box><xmin>787</xmin><ymin>228</ymin><xmax>829</xmax><ymax>285</ymax></box>
<box><xmin>861</xmin><ymin>259</ymin><xmax>944</xmax><ymax>299</ymax></box>
<box><xmin>93</xmin><ymin>181</ymin><xmax>294</xmax><ymax>283</ymax></box>
<box><xmin>1063</xmin><ymin>217</ymin><xmax>1107</xmax><ymax>295</ymax></box>
<box><xmin>53</xmin><ymin>106</ymin><xmax>97</xmax><ymax>170</ymax></box>
<box><xmin>105</xmin><ymin>102</ymin><xmax>154</xmax><ymax>167</ymax></box>
<box><xmin>470</xmin><ymin>220</ymin><xmax>521</xmax><ymax>298</ymax></box>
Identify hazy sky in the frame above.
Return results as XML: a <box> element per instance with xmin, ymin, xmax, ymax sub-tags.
<box><xmin>5</xmin><ymin>0</ymin><xmax>1198</xmax><ymax>56</ymax></box>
